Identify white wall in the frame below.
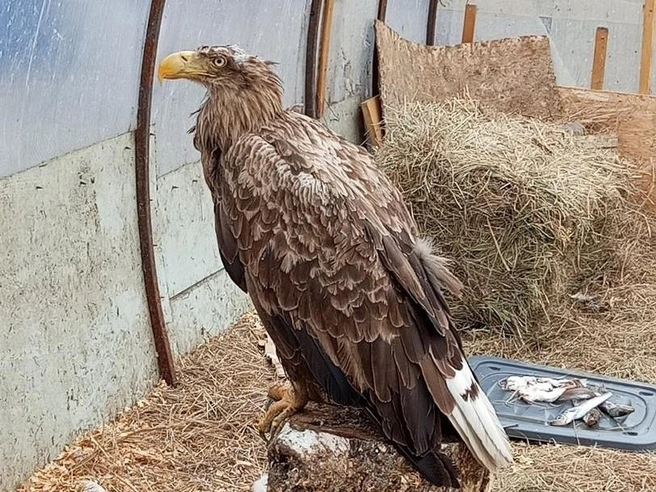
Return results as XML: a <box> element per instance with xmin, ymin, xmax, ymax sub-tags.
<box><xmin>0</xmin><ymin>133</ymin><xmax>157</xmax><ymax>491</ymax></box>
<box><xmin>152</xmin><ymin>159</ymin><xmax>252</xmax><ymax>356</ymax></box>
<box><xmin>0</xmin><ymin>132</ymin><xmax>251</xmax><ymax>491</ymax></box>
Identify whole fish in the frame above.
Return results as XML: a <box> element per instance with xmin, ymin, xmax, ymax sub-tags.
<box><xmin>599</xmin><ymin>399</ymin><xmax>635</xmax><ymax>418</ymax></box>
<box><xmin>540</xmin><ymin>377</ymin><xmax>587</xmax><ymax>389</ymax></box>
<box><xmin>557</xmin><ymin>386</ymin><xmax>596</xmax><ymax>402</ymax></box>
<box><xmin>582</xmin><ymin>408</ymin><xmax>602</xmax><ymax>427</ymax></box>
<box><xmin>550</xmin><ymin>392</ymin><xmax>613</xmax><ymax>426</ymax></box>
<box><xmin>502</xmin><ymin>376</ymin><xmax>587</xmax><ymax>392</ymax></box>
<box><xmin>518</xmin><ymin>385</ymin><xmax>567</xmax><ymax>404</ymax></box>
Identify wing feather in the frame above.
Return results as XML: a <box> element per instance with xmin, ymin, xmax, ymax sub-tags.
<box><xmin>218</xmin><ymin>111</ymin><xmax>512</xmax><ymax>484</ymax></box>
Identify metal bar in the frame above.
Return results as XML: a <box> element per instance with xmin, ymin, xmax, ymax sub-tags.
<box><xmin>135</xmin><ymin>0</ymin><xmax>177</xmax><ymax>386</ymax></box>
<box><xmin>315</xmin><ymin>0</ymin><xmax>335</xmax><ymax>119</ymax></box>
<box><xmin>462</xmin><ymin>4</ymin><xmax>477</xmax><ymax>44</ymax></box>
<box><xmin>427</xmin><ymin>0</ymin><xmax>439</xmax><ymax>46</ymax></box>
<box><xmin>304</xmin><ymin>0</ymin><xmax>323</xmax><ymax>118</ymax></box>
<box><xmin>640</xmin><ymin>0</ymin><xmax>655</xmax><ymax>94</ymax></box>
<box><xmin>591</xmin><ymin>27</ymin><xmax>609</xmax><ymax>90</ymax></box>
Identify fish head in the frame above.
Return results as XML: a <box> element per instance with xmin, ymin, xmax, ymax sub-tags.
<box><xmin>549</xmin><ymin>413</ymin><xmax>571</xmax><ymax>426</ymax></box>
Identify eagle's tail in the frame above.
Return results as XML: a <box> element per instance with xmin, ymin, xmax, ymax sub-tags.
<box><xmin>443</xmin><ymin>359</ymin><xmax>514</xmax><ymax>472</ymax></box>
<box><xmin>414</xmin><ymin>237</ymin><xmax>513</xmax><ymax>472</ymax></box>
<box><xmin>396</xmin><ymin>445</ymin><xmax>460</xmax><ymax>488</ymax></box>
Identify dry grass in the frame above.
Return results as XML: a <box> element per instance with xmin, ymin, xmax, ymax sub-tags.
<box><xmin>376</xmin><ymin>98</ymin><xmax>639</xmax><ymax>337</ymax></box>
<box><xmin>494</xmin><ymin>443</ymin><xmax>656</xmax><ymax>492</ymax></box>
<box><xmin>375</xmin><ymin>98</ymin><xmax>656</xmax><ymax>489</ymax></box>
<box><xmin>18</xmin><ymin>312</ymin><xmax>274</xmax><ymax>492</ymax></box>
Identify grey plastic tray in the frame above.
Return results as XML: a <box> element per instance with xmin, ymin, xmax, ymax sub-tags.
<box><xmin>468</xmin><ymin>355</ymin><xmax>656</xmax><ymax>451</ymax></box>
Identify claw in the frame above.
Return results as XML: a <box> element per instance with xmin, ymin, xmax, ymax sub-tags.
<box><xmin>257</xmin><ymin>382</ymin><xmax>309</xmax><ymax>443</ymax></box>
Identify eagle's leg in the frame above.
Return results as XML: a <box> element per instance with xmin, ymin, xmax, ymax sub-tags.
<box><xmin>258</xmin><ymin>380</ymin><xmax>309</xmax><ymax>440</ymax></box>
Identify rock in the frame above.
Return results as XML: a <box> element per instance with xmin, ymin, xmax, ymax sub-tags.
<box><xmin>262</xmin><ymin>404</ymin><xmax>491</xmax><ymax>492</ymax></box>
<box><xmin>252</xmin><ymin>473</ymin><xmax>269</xmax><ymax>492</ymax></box>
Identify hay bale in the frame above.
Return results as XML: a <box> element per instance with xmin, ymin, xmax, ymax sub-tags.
<box><xmin>376</xmin><ymin>98</ymin><xmax>636</xmax><ymax>336</ymax></box>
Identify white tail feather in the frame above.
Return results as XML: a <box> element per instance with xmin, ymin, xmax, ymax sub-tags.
<box><xmin>444</xmin><ymin>359</ymin><xmax>513</xmax><ymax>471</ymax></box>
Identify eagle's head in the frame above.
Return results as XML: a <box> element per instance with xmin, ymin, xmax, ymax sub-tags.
<box><xmin>158</xmin><ymin>45</ymin><xmax>284</xmax><ymax>148</ymax></box>
<box><xmin>158</xmin><ymin>44</ymin><xmax>280</xmax><ymax>90</ymax></box>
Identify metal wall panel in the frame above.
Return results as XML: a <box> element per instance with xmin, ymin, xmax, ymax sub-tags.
<box><xmin>0</xmin><ymin>0</ymin><xmax>150</xmax><ymax>178</ymax></box>
<box><xmin>435</xmin><ymin>0</ymin><xmax>648</xmax><ymax>94</ymax></box>
<box><xmin>322</xmin><ymin>0</ymin><xmax>379</xmax><ymax>142</ymax></box>
<box><xmin>153</xmin><ymin>0</ymin><xmax>311</xmax><ymax>176</ymax></box>
<box><xmin>386</xmin><ymin>0</ymin><xmax>431</xmax><ymax>44</ymax></box>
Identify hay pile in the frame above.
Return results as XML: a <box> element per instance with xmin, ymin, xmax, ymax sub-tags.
<box><xmin>376</xmin><ymin>98</ymin><xmax>638</xmax><ymax>336</ymax></box>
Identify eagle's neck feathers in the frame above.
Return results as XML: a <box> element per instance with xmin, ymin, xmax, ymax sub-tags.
<box><xmin>196</xmin><ymin>66</ymin><xmax>284</xmax><ymax>151</ymax></box>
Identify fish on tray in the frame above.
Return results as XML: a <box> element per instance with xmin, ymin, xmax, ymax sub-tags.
<box><xmin>557</xmin><ymin>386</ymin><xmax>597</xmax><ymax>402</ymax></box>
<box><xmin>500</xmin><ymin>375</ymin><xmax>587</xmax><ymax>392</ymax></box>
<box><xmin>582</xmin><ymin>407</ymin><xmax>602</xmax><ymax>427</ymax></box>
<box><xmin>518</xmin><ymin>385</ymin><xmax>567</xmax><ymax>404</ymax></box>
<box><xmin>550</xmin><ymin>392</ymin><xmax>613</xmax><ymax>426</ymax></box>
<box><xmin>599</xmin><ymin>398</ymin><xmax>635</xmax><ymax>418</ymax></box>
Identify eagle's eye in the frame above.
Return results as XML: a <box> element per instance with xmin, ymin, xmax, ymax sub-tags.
<box><xmin>213</xmin><ymin>56</ymin><xmax>227</xmax><ymax>68</ymax></box>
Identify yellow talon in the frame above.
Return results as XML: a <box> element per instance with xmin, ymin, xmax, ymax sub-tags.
<box><xmin>257</xmin><ymin>381</ymin><xmax>309</xmax><ymax>441</ymax></box>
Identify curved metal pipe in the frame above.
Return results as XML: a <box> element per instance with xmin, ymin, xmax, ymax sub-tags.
<box><xmin>135</xmin><ymin>0</ymin><xmax>177</xmax><ymax>386</ymax></box>
<box><xmin>372</xmin><ymin>0</ymin><xmax>388</xmax><ymax>96</ymax></box>
<box><xmin>305</xmin><ymin>0</ymin><xmax>323</xmax><ymax>118</ymax></box>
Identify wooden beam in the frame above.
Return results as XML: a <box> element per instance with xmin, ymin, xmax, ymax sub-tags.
<box><xmin>591</xmin><ymin>27</ymin><xmax>609</xmax><ymax>90</ymax></box>
<box><xmin>640</xmin><ymin>0</ymin><xmax>656</xmax><ymax>94</ymax></box>
<box><xmin>461</xmin><ymin>4</ymin><xmax>477</xmax><ymax>44</ymax></box>
<box><xmin>315</xmin><ymin>0</ymin><xmax>335</xmax><ymax>119</ymax></box>
<box><xmin>427</xmin><ymin>0</ymin><xmax>439</xmax><ymax>46</ymax></box>
<box><xmin>361</xmin><ymin>96</ymin><xmax>384</xmax><ymax>148</ymax></box>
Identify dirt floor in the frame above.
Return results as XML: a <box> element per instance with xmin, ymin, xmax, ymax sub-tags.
<box><xmin>18</xmin><ymin>256</ymin><xmax>656</xmax><ymax>492</ymax></box>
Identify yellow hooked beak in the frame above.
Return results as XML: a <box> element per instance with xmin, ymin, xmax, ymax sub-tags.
<box><xmin>158</xmin><ymin>51</ymin><xmax>201</xmax><ymax>82</ymax></box>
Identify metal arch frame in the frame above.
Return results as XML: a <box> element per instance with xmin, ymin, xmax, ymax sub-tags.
<box><xmin>134</xmin><ymin>0</ymin><xmax>329</xmax><ymax>385</ymax></box>
<box><xmin>372</xmin><ymin>0</ymin><xmax>388</xmax><ymax>96</ymax></box>
<box><xmin>135</xmin><ymin>0</ymin><xmax>177</xmax><ymax>386</ymax></box>
<box><xmin>305</xmin><ymin>0</ymin><xmax>323</xmax><ymax>118</ymax></box>
<box><xmin>135</xmin><ymin>0</ymin><xmax>411</xmax><ymax>385</ymax></box>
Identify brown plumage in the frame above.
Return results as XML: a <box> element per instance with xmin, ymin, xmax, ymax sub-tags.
<box><xmin>158</xmin><ymin>45</ymin><xmax>513</xmax><ymax>488</ymax></box>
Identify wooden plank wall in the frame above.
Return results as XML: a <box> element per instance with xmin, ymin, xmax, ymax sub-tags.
<box><xmin>559</xmin><ymin>87</ymin><xmax>656</xmax><ymax>207</ymax></box>
<box><xmin>374</xmin><ymin>20</ymin><xmax>564</xmax><ymax>121</ymax></box>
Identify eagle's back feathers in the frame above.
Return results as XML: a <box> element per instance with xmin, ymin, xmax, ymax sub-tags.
<box><xmin>201</xmin><ymin>109</ymin><xmax>512</xmax><ymax>487</ymax></box>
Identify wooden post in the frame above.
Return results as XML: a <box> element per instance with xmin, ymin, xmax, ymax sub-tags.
<box><xmin>462</xmin><ymin>4</ymin><xmax>478</xmax><ymax>44</ymax></box>
<box><xmin>316</xmin><ymin>0</ymin><xmax>335</xmax><ymax>119</ymax></box>
<box><xmin>361</xmin><ymin>96</ymin><xmax>384</xmax><ymax>148</ymax></box>
<box><xmin>377</xmin><ymin>0</ymin><xmax>388</xmax><ymax>22</ymax></box>
<box><xmin>591</xmin><ymin>27</ymin><xmax>609</xmax><ymax>90</ymax></box>
<box><xmin>640</xmin><ymin>0</ymin><xmax>655</xmax><ymax>94</ymax></box>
